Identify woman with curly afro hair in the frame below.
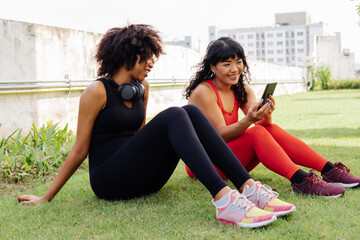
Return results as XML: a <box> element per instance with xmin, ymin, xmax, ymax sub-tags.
<box><xmin>185</xmin><ymin>37</ymin><xmax>360</xmax><ymax>198</ymax></box>
<box><xmin>17</xmin><ymin>25</ymin><xmax>298</xmax><ymax>228</ymax></box>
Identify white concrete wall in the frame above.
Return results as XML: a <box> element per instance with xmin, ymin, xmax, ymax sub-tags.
<box><xmin>316</xmin><ymin>36</ymin><xmax>355</xmax><ymax>80</ymax></box>
<box><xmin>0</xmin><ymin>19</ymin><xmax>307</xmax><ymax>137</ymax></box>
<box><xmin>0</xmin><ymin>19</ymin><xmax>101</xmax><ymax>81</ymax></box>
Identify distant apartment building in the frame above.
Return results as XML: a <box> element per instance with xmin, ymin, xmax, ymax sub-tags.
<box><xmin>209</xmin><ymin>12</ymin><xmax>340</xmax><ymax>68</ymax></box>
<box><xmin>165</xmin><ymin>35</ymin><xmax>193</xmax><ymax>49</ymax></box>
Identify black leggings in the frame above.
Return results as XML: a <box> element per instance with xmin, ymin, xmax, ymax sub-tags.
<box><xmin>90</xmin><ymin>104</ymin><xmax>251</xmax><ymax>200</ymax></box>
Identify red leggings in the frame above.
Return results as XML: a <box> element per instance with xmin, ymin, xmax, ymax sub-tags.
<box><xmin>185</xmin><ymin>124</ymin><xmax>328</xmax><ymax>181</ymax></box>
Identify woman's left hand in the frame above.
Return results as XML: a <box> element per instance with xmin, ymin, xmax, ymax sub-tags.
<box><xmin>263</xmin><ymin>95</ymin><xmax>276</xmax><ymax>117</ymax></box>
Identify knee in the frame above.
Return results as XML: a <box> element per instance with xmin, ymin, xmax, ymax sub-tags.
<box><xmin>182</xmin><ymin>104</ymin><xmax>201</xmax><ymax>114</ymax></box>
<box><xmin>182</xmin><ymin>104</ymin><xmax>205</xmax><ymax>118</ymax></box>
<box><xmin>163</xmin><ymin>106</ymin><xmax>188</xmax><ymax>121</ymax></box>
<box><xmin>248</xmin><ymin>125</ymin><xmax>269</xmax><ymax>138</ymax></box>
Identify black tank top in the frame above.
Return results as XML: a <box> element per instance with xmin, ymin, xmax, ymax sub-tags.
<box><xmin>88</xmin><ymin>78</ymin><xmax>145</xmax><ymax>169</ymax></box>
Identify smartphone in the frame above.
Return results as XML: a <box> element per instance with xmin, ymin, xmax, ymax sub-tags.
<box><xmin>257</xmin><ymin>82</ymin><xmax>277</xmax><ymax>110</ymax></box>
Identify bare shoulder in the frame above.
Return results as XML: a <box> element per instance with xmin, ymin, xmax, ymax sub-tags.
<box><xmin>82</xmin><ymin>80</ymin><xmax>106</xmax><ymax>98</ymax></box>
<box><xmin>244</xmin><ymin>83</ymin><xmax>254</xmax><ymax>94</ymax></box>
<box><xmin>79</xmin><ymin>80</ymin><xmax>107</xmax><ymax>110</ymax></box>
<box><xmin>142</xmin><ymin>79</ymin><xmax>149</xmax><ymax>89</ymax></box>
<box><xmin>189</xmin><ymin>81</ymin><xmax>216</xmax><ymax>103</ymax></box>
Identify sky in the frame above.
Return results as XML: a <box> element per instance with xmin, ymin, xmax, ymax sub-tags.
<box><xmin>1</xmin><ymin>0</ymin><xmax>360</xmax><ymax>62</ymax></box>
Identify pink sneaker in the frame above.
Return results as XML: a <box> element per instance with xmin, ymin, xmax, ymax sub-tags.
<box><xmin>291</xmin><ymin>170</ymin><xmax>345</xmax><ymax>198</ymax></box>
<box><xmin>322</xmin><ymin>162</ymin><xmax>360</xmax><ymax>188</ymax></box>
<box><xmin>212</xmin><ymin>190</ymin><xmax>277</xmax><ymax>228</ymax></box>
<box><xmin>243</xmin><ymin>182</ymin><xmax>296</xmax><ymax>216</ymax></box>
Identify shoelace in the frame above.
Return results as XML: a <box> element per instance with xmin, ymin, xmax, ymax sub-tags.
<box><xmin>335</xmin><ymin>162</ymin><xmax>350</xmax><ymax>173</ymax></box>
<box><xmin>232</xmin><ymin>194</ymin><xmax>255</xmax><ymax>211</ymax></box>
<box><xmin>257</xmin><ymin>184</ymin><xmax>279</xmax><ymax>202</ymax></box>
<box><xmin>307</xmin><ymin>171</ymin><xmax>327</xmax><ymax>188</ymax></box>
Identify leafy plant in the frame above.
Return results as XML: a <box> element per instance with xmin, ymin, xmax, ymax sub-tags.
<box><xmin>329</xmin><ymin>78</ymin><xmax>360</xmax><ymax>89</ymax></box>
<box><xmin>0</xmin><ymin>122</ymin><xmax>75</xmax><ymax>183</ymax></box>
<box><xmin>315</xmin><ymin>64</ymin><xmax>332</xmax><ymax>90</ymax></box>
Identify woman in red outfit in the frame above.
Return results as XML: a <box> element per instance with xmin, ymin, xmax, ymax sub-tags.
<box><xmin>184</xmin><ymin>37</ymin><xmax>360</xmax><ymax>197</ymax></box>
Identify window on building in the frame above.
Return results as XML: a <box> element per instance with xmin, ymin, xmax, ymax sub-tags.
<box><xmin>277</xmin><ymin>58</ymin><xmax>283</xmax><ymax>62</ymax></box>
<box><xmin>297</xmin><ymin>32</ymin><xmax>304</xmax><ymax>36</ymax></box>
<box><xmin>277</xmin><ymin>41</ymin><xmax>283</xmax><ymax>46</ymax></box>
<box><xmin>297</xmin><ymin>49</ymin><xmax>304</xmax><ymax>53</ymax></box>
<box><xmin>267</xmin><ymin>33</ymin><xmax>273</xmax><ymax>38</ymax></box>
<box><xmin>267</xmin><ymin>50</ymin><xmax>274</xmax><ymax>54</ymax></box>
<box><xmin>248</xmin><ymin>51</ymin><xmax>254</xmax><ymax>55</ymax></box>
<box><xmin>268</xmin><ymin>42</ymin><xmax>274</xmax><ymax>46</ymax></box>
<box><xmin>248</xmin><ymin>42</ymin><xmax>254</xmax><ymax>47</ymax></box>
<box><xmin>248</xmin><ymin>34</ymin><xmax>254</xmax><ymax>39</ymax></box>
<box><xmin>238</xmin><ymin>35</ymin><xmax>244</xmax><ymax>39</ymax></box>
<box><xmin>277</xmin><ymin>49</ymin><xmax>283</xmax><ymax>54</ymax></box>
<box><xmin>268</xmin><ymin>58</ymin><xmax>274</xmax><ymax>62</ymax></box>
<box><xmin>276</xmin><ymin>33</ymin><xmax>283</xmax><ymax>37</ymax></box>
<box><xmin>297</xmin><ymin>57</ymin><xmax>302</xmax><ymax>61</ymax></box>
<box><xmin>291</xmin><ymin>32</ymin><xmax>294</xmax><ymax>37</ymax></box>
<box><xmin>297</xmin><ymin>40</ymin><xmax>304</xmax><ymax>44</ymax></box>
<box><xmin>291</xmin><ymin>49</ymin><xmax>295</xmax><ymax>54</ymax></box>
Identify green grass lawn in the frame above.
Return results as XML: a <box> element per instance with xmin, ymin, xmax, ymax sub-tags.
<box><xmin>1</xmin><ymin>89</ymin><xmax>360</xmax><ymax>239</ymax></box>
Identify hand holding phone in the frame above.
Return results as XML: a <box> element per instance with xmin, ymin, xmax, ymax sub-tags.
<box><xmin>257</xmin><ymin>82</ymin><xmax>277</xmax><ymax>111</ymax></box>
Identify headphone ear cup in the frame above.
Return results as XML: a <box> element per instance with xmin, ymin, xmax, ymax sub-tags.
<box><xmin>118</xmin><ymin>83</ymin><xmax>137</xmax><ymax>101</ymax></box>
<box><xmin>132</xmin><ymin>81</ymin><xmax>145</xmax><ymax>99</ymax></box>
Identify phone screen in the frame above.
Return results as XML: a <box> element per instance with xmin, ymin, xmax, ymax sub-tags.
<box><xmin>257</xmin><ymin>82</ymin><xmax>277</xmax><ymax>110</ymax></box>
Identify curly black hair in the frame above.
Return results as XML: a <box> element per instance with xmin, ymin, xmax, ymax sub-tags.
<box><xmin>95</xmin><ymin>24</ymin><xmax>164</xmax><ymax>77</ymax></box>
<box><xmin>184</xmin><ymin>37</ymin><xmax>251</xmax><ymax>106</ymax></box>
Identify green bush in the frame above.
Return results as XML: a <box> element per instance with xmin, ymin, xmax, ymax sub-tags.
<box><xmin>0</xmin><ymin>122</ymin><xmax>75</xmax><ymax>183</ymax></box>
<box><xmin>315</xmin><ymin>64</ymin><xmax>332</xmax><ymax>90</ymax></box>
<box><xmin>329</xmin><ymin>78</ymin><xmax>360</xmax><ymax>89</ymax></box>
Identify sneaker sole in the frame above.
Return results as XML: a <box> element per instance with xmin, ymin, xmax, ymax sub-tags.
<box><xmin>330</xmin><ymin>182</ymin><xmax>360</xmax><ymax>188</ymax></box>
<box><xmin>218</xmin><ymin>215</ymin><xmax>277</xmax><ymax>228</ymax></box>
<box><xmin>271</xmin><ymin>205</ymin><xmax>296</xmax><ymax>217</ymax></box>
<box><xmin>291</xmin><ymin>190</ymin><xmax>345</xmax><ymax>198</ymax></box>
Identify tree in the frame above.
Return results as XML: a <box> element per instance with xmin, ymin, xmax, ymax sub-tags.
<box><xmin>351</xmin><ymin>0</ymin><xmax>360</xmax><ymax>15</ymax></box>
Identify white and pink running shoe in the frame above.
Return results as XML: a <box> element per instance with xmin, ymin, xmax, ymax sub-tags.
<box><xmin>212</xmin><ymin>190</ymin><xmax>277</xmax><ymax>228</ymax></box>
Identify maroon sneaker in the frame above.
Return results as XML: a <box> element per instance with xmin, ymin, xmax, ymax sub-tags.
<box><xmin>322</xmin><ymin>162</ymin><xmax>360</xmax><ymax>188</ymax></box>
<box><xmin>291</xmin><ymin>170</ymin><xmax>345</xmax><ymax>198</ymax></box>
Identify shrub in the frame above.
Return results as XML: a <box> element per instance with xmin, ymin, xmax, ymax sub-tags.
<box><xmin>0</xmin><ymin>122</ymin><xmax>75</xmax><ymax>183</ymax></box>
<box><xmin>315</xmin><ymin>64</ymin><xmax>332</xmax><ymax>90</ymax></box>
<box><xmin>329</xmin><ymin>79</ymin><xmax>360</xmax><ymax>89</ymax></box>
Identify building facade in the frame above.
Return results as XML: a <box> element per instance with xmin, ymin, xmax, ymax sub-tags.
<box><xmin>209</xmin><ymin>12</ymin><xmax>339</xmax><ymax>68</ymax></box>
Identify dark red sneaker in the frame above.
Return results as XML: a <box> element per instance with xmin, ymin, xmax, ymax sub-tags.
<box><xmin>291</xmin><ymin>170</ymin><xmax>345</xmax><ymax>198</ymax></box>
<box><xmin>322</xmin><ymin>162</ymin><xmax>360</xmax><ymax>188</ymax></box>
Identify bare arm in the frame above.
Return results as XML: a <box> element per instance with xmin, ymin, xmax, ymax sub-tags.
<box><xmin>17</xmin><ymin>81</ymin><xmax>106</xmax><ymax>205</ymax></box>
<box><xmin>188</xmin><ymin>83</ymin><xmax>272</xmax><ymax>142</ymax></box>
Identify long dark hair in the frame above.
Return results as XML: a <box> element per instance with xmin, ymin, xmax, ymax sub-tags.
<box><xmin>95</xmin><ymin>24</ymin><xmax>164</xmax><ymax>77</ymax></box>
<box><xmin>184</xmin><ymin>37</ymin><xmax>251</xmax><ymax>106</ymax></box>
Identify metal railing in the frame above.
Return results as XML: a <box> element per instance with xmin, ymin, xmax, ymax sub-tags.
<box><xmin>0</xmin><ymin>78</ymin><xmax>306</xmax><ymax>95</ymax></box>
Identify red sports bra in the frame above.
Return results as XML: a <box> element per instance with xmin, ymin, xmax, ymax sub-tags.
<box><xmin>205</xmin><ymin>80</ymin><xmax>240</xmax><ymax>126</ymax></box>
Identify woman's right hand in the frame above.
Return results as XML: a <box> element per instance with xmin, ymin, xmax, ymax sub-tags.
<box><xmin>17</xmin><ymin>195</ymin><xmax>48</xmax><ymax>205</ymax></box>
